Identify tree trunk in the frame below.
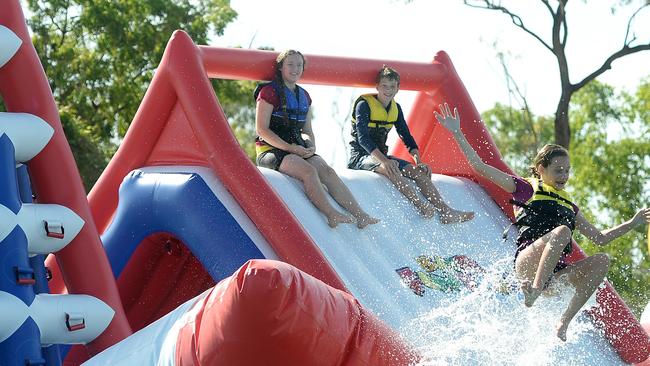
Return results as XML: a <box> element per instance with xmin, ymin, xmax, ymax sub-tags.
<box><xmin>554</xmin><ymin>90</ymin><xmax>572</xmax><ymax>149</ymax></box>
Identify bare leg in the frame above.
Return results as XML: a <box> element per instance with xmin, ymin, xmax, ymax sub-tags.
<box><xmin>515</xmin><ymin>225</ymin><xmax>573</xmax><ymax>307</ymax></box>
<box><xmin>374</xmin><ymin>164</ymin><xmax>435</xmax><ymax>218</ymax></box>
<box><xmin>279</xmin><ymin>154</ymin><xmax>354</xmax><ymax>228</ymax></box>
<box><xmin>553</xmin><ymin>254</ymin><xmax>610</xmax><ymax>341</ymax></box>
<box><xmin>402</xmin><ymin>165</ymin><xmax>474</xmax><ymax>224</ymax></box>
<box><xmin>306</xmin><ymin>156</ymin><xmax>379</xmax><ymax>229</ymax></box>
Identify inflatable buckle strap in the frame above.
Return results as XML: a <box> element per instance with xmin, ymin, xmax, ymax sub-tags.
<box><xmin>14</xmin><ymin>266</ymin><xmax>35</xmax><ymax>285</ymax></box>
<box><xmin>44</xmin><ymin>220</ymin><xmax>64</xmax><ymax>239</ymax></box>
<box><xmin>65</xmin><ymin>312</ymin><xmax>85</xmax><ymax>331</ymax></box>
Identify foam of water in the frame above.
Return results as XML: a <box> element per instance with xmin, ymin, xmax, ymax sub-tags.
<box><xmin>400</xmin><ymin>258</ymin><xmax>624</xmax><ymax>366</ymax></box>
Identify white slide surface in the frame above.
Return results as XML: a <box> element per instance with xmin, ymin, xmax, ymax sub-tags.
<box><xmin>261</xmin><ymin>168</ymin><xmax>624</xmax><ymax>365</ymax></box>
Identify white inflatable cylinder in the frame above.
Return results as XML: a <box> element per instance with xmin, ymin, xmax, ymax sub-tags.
<box><xmin>0</xmin><ymin>112</ymin><xmax>54</xmax><ymax>163</ymax></box>
<box><xmin>30</xmin><ymin>293</ymin><xmax>115</xmax><ymax>345</ymax></box>
<box><xmin>0</xmin><ymin>25</ymin><xmax>21</xmax><ymax>68</ymax></box>
<box><xmin>18</xmin><ymin>204</ymin><xmax>85</xmax><ymax>255</ymax></box>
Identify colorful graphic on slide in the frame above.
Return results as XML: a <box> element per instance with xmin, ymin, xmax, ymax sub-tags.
<box><xmin>397</xmin><ymin>254</ymin><xmax>519</xmax><ymax>297</ymax></box>
<box><xmin>397</xmin><ymin>254</ymin><xmax>486</xmax><ymax>295</ymax></box>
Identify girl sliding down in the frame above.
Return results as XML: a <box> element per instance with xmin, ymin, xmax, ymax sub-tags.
<box><xmin>435</xmin><ymin>103</ymin><xmax>650</xmax><ymax>341</ymax></box>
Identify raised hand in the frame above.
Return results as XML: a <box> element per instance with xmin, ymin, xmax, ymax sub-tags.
<box><xmin>434</xmin><ymin>103</ymin><xmax>461</xmax><ymax>134</ymax></box>
<box><xmin>631</xmin><ymin>207</ymin><xmax>650</xmax><ymax>226</ymax></box>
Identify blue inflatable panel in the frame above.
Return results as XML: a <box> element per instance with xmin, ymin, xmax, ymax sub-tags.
<box><xmin>102</xmin><ymin>169</ymin><xmax>266</xmax><ymax>282</ymax></box>
<box><xmin>0</xmin><ymin>136</ymin><xmax>42</xmax><ymax>365</ymax></box>
<box><xmin>17</xmin><ymin>165</ymin><xmax>62</xmax><ymax>365</ymax></box>
<box><xmin>0</xmin><ymin>318</ymin><xmax>43</xmax><ymax>366</ymax></box>
<box><xmin>0</xmin><ymin>135</ymin><xmax>20</xmax><ymax>213</ymax></box>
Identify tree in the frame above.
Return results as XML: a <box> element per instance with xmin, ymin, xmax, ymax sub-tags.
<box><xmin>569</xmin><ymin>79</ymin><xmax>650</xmax><ymax>315</ymax></box>
<box><xmin>24</xmin><ymin>0</ymin><xmax>253</xmax><ymax>189</ymax></box>
<box><xmin>481</xmin><ymin>51</ymin><xmax>555</xmax><ymax>174</ymax></box>
<box><xmin>463</xmin><ymin>0</ymin><xmax>650</xmax><ymax>149</ymax></box>
<box><xmin>217</xmin><ymin>79</ymin><xmax>257</xmax><ymax>160</ymax></box>
<box><xmin>482</xmin><ymin>78</ymin><xmax>650</xmax><ymax>315</ymax></box>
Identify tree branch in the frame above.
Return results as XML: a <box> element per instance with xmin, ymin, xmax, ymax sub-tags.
<box><xmin>573</xmin><ymin>43</ymin><xmax>650</xmax><ymax>91</ymax></box>
<box><xmin>497</xmin><ymin>52</ymin><xmax>539</xmax><ymax>148</ymax></box>
<box><xmin>624</xmin><ymin>4</ymin><xmax>648</xmax><ymax>45</ymax></box>
<box><xmin>464</xmin><ymin>0</ymin><xmax>553</xmax><ymax>52</ymax></box>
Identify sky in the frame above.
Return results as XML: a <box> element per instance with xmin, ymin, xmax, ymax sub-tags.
<box><xmin>210</xmin><ymin>0</ymin><xmax>650</xmax><ymax>169</ymax></box>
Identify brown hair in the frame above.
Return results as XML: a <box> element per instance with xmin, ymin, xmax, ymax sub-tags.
<box><xmin>375</xmin><ymin>64</ymin><xmax>400</xmax><ymax>85</ymax></box>
<box><xmin>529</xmin><ymin>144</ymin><xmax>569</xmax><ymax>178</ymax></box>
<box><xmin>273</xmin><ymin>50</ymin><xmax>305</xmax><ymax>124</ymax></box>
<box><xmin>275</xmin><ymin>49</ymin><xmax>305</xmax><ymax>78</ymax></box>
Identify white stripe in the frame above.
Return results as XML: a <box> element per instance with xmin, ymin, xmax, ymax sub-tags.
<box><xmin>0</xmin><ymin>25</ymin><xmax>21</xmax><ymax>68</ymax></box>
<box><xmin>0</xmin><ymin>112</ymin><xmax>54</xmax><ymax>162</ymax></box>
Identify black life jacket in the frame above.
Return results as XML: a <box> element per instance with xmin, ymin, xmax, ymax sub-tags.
<box><xmin>254</xmin><ymin>81</ymin><xmax>309</xmax><ymax>155</ymax></box>
<box><xmin>350</xmin><ymin>94</ymin><xmax>399</xmax><ymax>155</ymax></box>
<box><xmin>511</xmin><ymin>178</ymin><xmax>577</xmax><ymax>255</ymax></box>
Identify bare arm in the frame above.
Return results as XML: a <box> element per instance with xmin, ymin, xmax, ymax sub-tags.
<box><xmin>434</xmin><ymin>103</ymin><xmax>516</xmax><ymax>193</ymax></box>
<box><xmin>370</xmin><ymin>147</ymin><xmax>402</xmax><ymax>180</ymax></box>
<box><xmin>576</xmin><ymin>208</ymin><xmax>650</xmax><ymax>246</ymax></box>
<box><xmin>255</xmin><ymin>99</ymin><xmax>311</xmax><ymax>157</ymax></box>
<box><xmin>300</xmin><ymin>113</ymin><xmax>316</xmax><ymax>153</ymax></box>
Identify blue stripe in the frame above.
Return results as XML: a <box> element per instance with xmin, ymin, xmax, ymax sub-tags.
<box><xmin>102</xmin><ymin>170</ymin><xmax>266</xmax><ymax>282</ymax></box>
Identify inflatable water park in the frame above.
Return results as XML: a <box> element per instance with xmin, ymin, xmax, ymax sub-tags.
<box><xmin>1</xmin><ymin>1</ymin><xmax>650</xmax><ymax>364</ymax></box>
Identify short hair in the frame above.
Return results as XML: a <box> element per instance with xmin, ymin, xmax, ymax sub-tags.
<box><xmin>375</xmin><ymin>64</ymin><xmax>400</xmax><ymax>85</ymax></box>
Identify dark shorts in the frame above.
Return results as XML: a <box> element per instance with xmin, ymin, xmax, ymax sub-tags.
<box><xmin>515</xmin><ymin>240</ymin><xmax>570</xmax><ymax>274</ymax></box>
<box><xmin>348</xmin><ymin>154</ymin><xmax>412</xmax><ymax>172</ymax></box>
<box><xmin>256</xmin><ymin>148</ymin><xmax>319</xmax><ymax>171</ymax></box>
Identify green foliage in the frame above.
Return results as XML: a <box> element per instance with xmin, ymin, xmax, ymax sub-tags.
<box><xmin>483</xmin><ymin>78</ymin><xmax>650</xmax><ymax>315</ymax></box>
<box><xmin>214</xmin><ymin>79</ymin><xmax>257</xmax><ymax>161</ymax></box>
<box><xmin>481</xmin><ymin>103</ymin><xmax>554</xmax><ymax>176</ymax></box>
<box><xmin>25</xmin><ymin>0</ymin><xmax>245</xmax><ymax>189</ymax></box>
<box><xmin>569</xmin><ymin>79</ymin><xmax>650</xmax><ymax>315</ymax></box>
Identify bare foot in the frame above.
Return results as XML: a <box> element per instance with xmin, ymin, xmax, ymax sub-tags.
<box><xmin>327</xmin><ymin>213</ymin><xmax>356</xmax><ymax>228</ymax></box>
<box><xmin>521</xmin><ymin>280</ymin><xmax>541</xmax><ymax>308</ymax></box>
<box><xmin>355</xmin><ymin>213</ymin><xmax>380</xmax><ymax>229</ymax></box>
<box><xmin>439</xmin><ymin>208</ymin><xmax>474</xmax><ymax>224</ymax></box>
<box><xmin>417</xmin><ymin>203</ymin><xmax>436</xmax><ymax>219</ymax></box>
<box><xmin>556</xmin><ymin>321</ymin><xmax>568</xmax><ymax>342</ymax></box>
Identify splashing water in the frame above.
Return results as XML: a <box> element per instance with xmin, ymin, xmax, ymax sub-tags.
<box><xmin>400</xmin><ymin>258</ymin><xmax>624</xmax><ymax>366</ymax></box>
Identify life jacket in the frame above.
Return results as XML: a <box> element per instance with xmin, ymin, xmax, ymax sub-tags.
<box><xmin>254</xmin><ymin>81</ymin><xmax>310</xmax><ymax>155</ymax></box>
<box><xmin>511</xmin><ymin>178</ymin><xmax>577</xmax><ymax>255</ymax></box>
<box><xmin>350</xmin><ymin>94</ymin><xmax>399</xmax><ymax>155</ymax></box>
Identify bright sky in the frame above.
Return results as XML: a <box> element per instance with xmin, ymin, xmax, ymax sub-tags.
<box><xmin>210</xmin><ymin>0</ymin><xmax>650</xmax><ymax>169</ymax></box>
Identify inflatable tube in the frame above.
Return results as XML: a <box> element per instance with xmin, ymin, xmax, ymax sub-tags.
<box><xmin>174</xmin><ymin>259</ymin><xmax>419</xmax><ymax>366</ymax></box>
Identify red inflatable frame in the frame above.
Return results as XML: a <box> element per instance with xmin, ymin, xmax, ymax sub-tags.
<box><xmin>1</xmin><ymin>1</ymin><xmax>648</xmax><ymax>362</ymax></box>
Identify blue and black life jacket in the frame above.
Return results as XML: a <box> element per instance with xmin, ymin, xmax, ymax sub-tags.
<box><xmin>349</xmin><ymin>94</ymin><xmax>399</xmax><ymax>155</ymax></box>
<box><xmin>254</xmin><ymin>81</ymin><xmax>310</xmax><ymax>155</ymax></box>
<box><xmin>511</xmin><ymin>178</ymin><xmax>577</xmax><ymax>255</ymax></box>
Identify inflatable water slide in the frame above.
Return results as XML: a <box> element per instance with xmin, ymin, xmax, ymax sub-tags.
<box><xmin>1</xmin><ymin>1</ymin><xmax>650</xmax><ymax>365</ymax></box>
